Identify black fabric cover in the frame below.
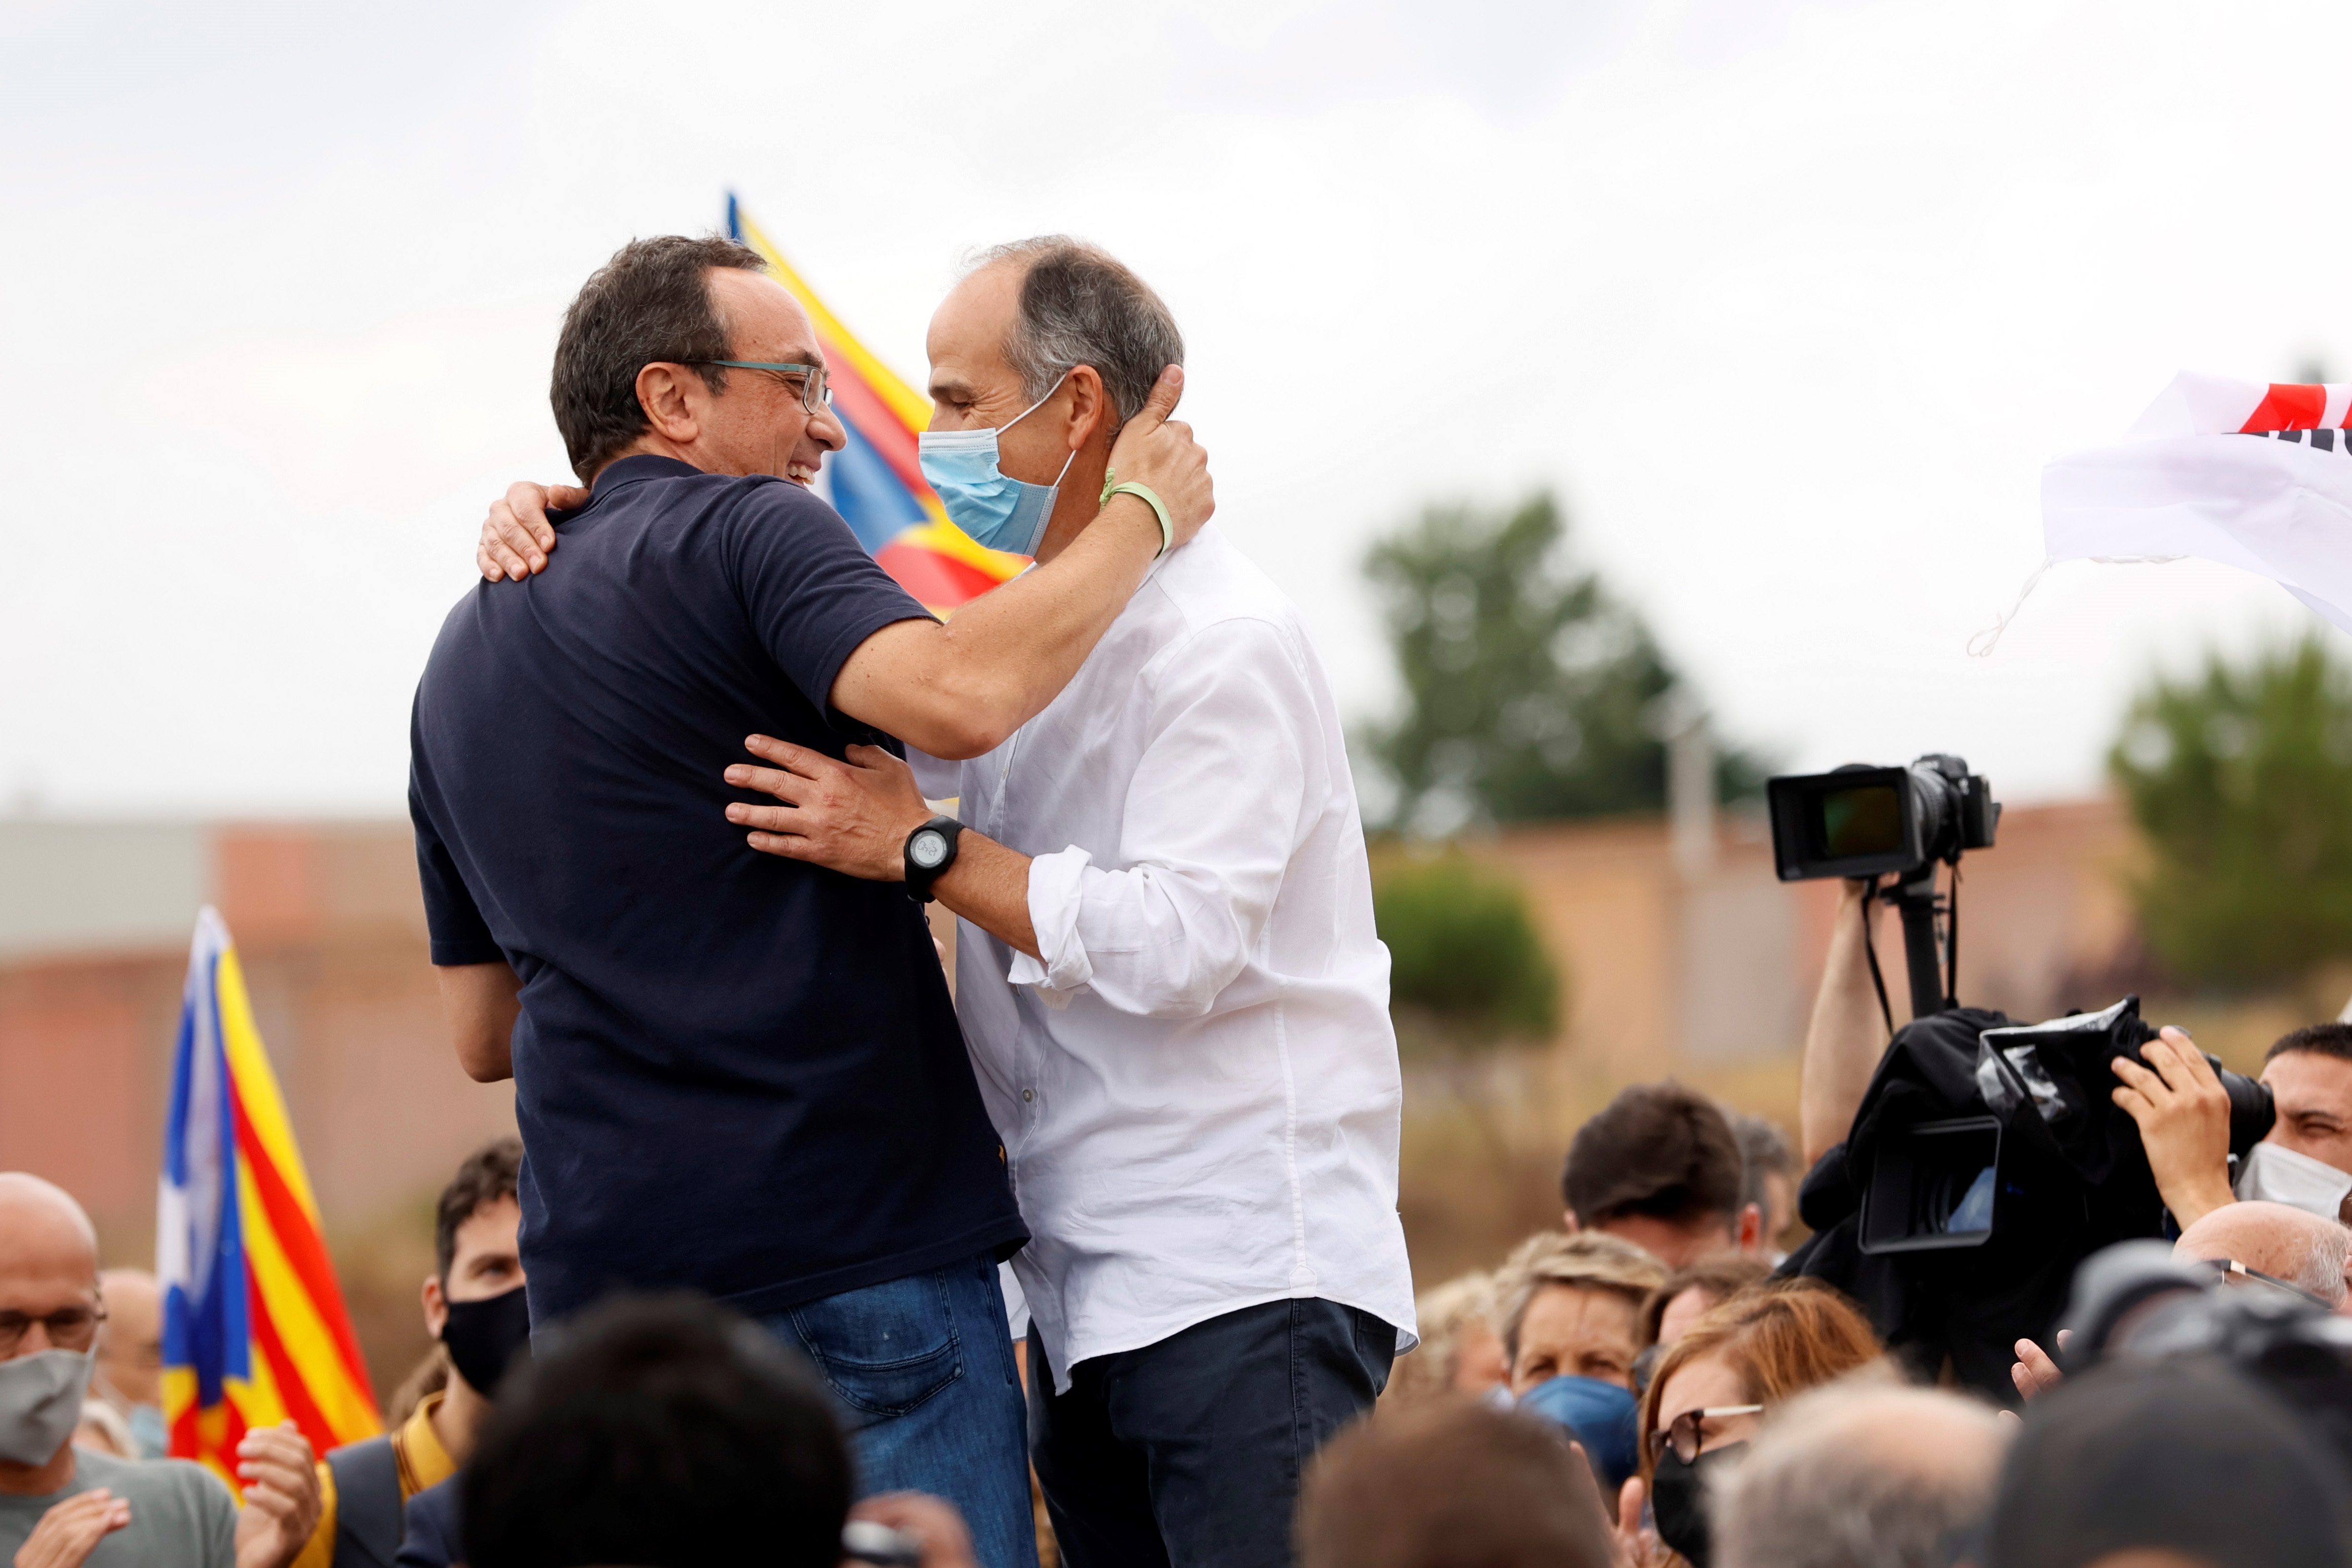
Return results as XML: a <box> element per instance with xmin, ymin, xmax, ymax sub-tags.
<box><xmin>1783</xmin><ymin>999</ymin><xmax>2238</xmax><ymax>1401</ymax></box>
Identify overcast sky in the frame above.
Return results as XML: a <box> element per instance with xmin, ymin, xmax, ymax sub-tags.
<box><xmin>3</xmin><ymin>0</ymin><xmax>2343</xmax><ymax>817</ymax></box>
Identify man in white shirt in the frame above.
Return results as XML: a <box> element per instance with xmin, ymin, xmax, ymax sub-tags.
<box><xmin>480</xmin><ymin>238</ymin><xmax>1416</xmax><ymax>1568</ymax></box>
<box><xmin>733</xmin><ymin>240</ymin><xmax>1415</xmax><ymax>1568</ymax></box>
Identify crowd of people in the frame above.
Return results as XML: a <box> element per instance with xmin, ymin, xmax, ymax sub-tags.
<box><xmin>17</xmin><ymin>1010</ymin><xmax>2352</xmax><ymax>1568</ymax></box>
<box><xmin>11</xmin><ymin>225</ymin><xmax>2352</xmax><ymax>1568</ymax></box>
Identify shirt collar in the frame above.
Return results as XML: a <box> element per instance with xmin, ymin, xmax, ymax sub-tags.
<box><xmin>589</xmin><ymin>453</ymin><xmax>701</xmax><ymax>497</ymax></box>
<box><xmin>394</xmin><ymin>1387</ymin><xmax>458</xmax><ymax>1493</ymax></box>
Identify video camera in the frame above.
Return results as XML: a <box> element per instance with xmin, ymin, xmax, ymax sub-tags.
<box><xmin>1856</xmin><ymin>997</ymin><xmax>2273</xmax><ymax>1258</ymax></box>
<box><xmin>1767</xmin><ymin>754</ymin><xmax>2001</xmax><ymax>1020</ymax></box>
<box><xmin>1786</xmin><ymin>992</ymin><xmax>2275</xmax><ymax>1398</ymax></box>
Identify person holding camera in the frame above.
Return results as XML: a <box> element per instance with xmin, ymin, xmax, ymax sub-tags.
<box><xmin>2119</xmin><ymin>1021</ymin><xmax>2352</xmax><ymax>1228</ymax></box>
<box><xmin>1805</xmin><ymin>873</ymin><xmax>2352</xmax><ymax>1235</ymax></box>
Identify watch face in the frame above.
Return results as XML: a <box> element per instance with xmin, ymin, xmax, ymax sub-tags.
<box><xmin>910</xmin><ymin>830</ymin><xmax>948</xmax><ymax>869</ymax></box>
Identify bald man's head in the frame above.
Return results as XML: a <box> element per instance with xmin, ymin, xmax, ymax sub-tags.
<box><xmin>2174</xmin><ymin>1200</ymin><xmax>2352</xmax><ymax>1309</ymax></box>
<box><xmin>0</xmin><ymin>1173</ymin><xmax>101</xmax><ymax>1361</ymax></box>
<box><xmin>1714</xmin><ymin>1380</ymin><xmax>2009</xmax><ymax>1568</ymax></box>
<box><xmin>95</xmin><ymin>1268</ymin><xmax>163</xmax><ymax>1409</ymax></box>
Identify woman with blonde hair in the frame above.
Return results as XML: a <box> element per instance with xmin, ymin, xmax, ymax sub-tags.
<box><xmin>1618</xmin><ymin>1279</ymin><xmax>1882</xmax><ymax>1568</ymax></box>
<box><xmin>1381</xmin><ymin>1270</ymin><xmax>1508</xmax><ymax>1407</ymax></box>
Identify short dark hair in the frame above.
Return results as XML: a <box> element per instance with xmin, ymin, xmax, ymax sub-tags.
<box><xmin>434</xmin><ymin>1137</ymin><xmax>522</xmax><ymax>1282</ymax></box>
<box><xmin>1732</xmin><ymin>1111</ymin><xmax>1794</xmax><ymax>1215</ymax></box>
<box><xmin>1562</xmin><ymin>1082</ymin><xmax>1744</xmax><ymax>1231</ymax></box>
<box><xmin>1638</xmin><ymin>1252</ymin><xmax>1775</xmax><ymax>1347</ymax></box>
<box><xmin>1297</xmin><ymin>1398</ymin><xmax>1614</xmax><ymax>1568</ymax></box>
<box><xmin>2268</xmin><ymin>1022</ymin><xmax>2352</xmax><ymax>1064</ymax></box>
<box><xmin>462</xmin><ymin>1293</ymin><xmax>852</xmax><ymax>1568</ymax></box>
<box><xmin>550</xmin><ymin>234</ymin><xmax>767</xmax><ymax>481</ymax></box>
<box><xmin>968</xmin><ymin>236</ymin><xmax>1183</xmax><ymax>431</ymax></box>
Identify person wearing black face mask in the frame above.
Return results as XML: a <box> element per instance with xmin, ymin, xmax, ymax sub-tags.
<box><xmin>1621</xmin><ymin>1283</ymin><xmax>1884</xmax><ymax>1568</ymax></box>
<box><xmin>300</xmin><ymin>1139</ymin><xmax>528</xmax><ymax>1568</ymax></box>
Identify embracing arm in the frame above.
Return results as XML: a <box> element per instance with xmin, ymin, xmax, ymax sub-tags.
<box><xmin>830</xmin><ymin>367</ymin><xmax>1212</xmax><ymax>759</ymax></box>
<box><xmin>476</xmin><ymin>367</ymin><xmax>1215</xmax><ymax>763</ymax></box>
<box><xmin>725</xmin><ymin>618</ymin><xmax>1310</xmax><ymax>1017</ymax></box>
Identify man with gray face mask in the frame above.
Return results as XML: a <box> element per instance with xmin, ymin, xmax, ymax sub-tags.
<box><xmin>0</xmin><ymin>1173</ymin><xmax>320</xmax><ymax>1568</ymax></box>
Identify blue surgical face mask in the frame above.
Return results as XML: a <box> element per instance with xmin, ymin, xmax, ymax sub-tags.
<box><xmin>126</xmin><ymin>1399</ymin><xmax>168</xmax><ymax>1460</ymax></box>
<box><xmin>917</xmin><ymin>375</ymin><xmax>1076</xmax><ymax>557</ymax></box>
<box><xmin>1515</xmin><ymin>1374</ymin><xmax>1640</xmax><ymax>1492</ymax></box>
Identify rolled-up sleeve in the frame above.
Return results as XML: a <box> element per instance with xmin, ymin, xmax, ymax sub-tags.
<box><xmin>1006</xmin><ymin>618</ymin><xmax>1315</xmax><ymax>1018</ymax></box>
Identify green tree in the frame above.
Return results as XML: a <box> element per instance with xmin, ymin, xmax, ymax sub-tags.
<box><xmin>1362</xmin><ymin>492</ymin><xmax>1752</xmax><ymax>833</ymax></box>
<box><xmin>2110</xmin><ymin>636</ymin><xmax>2352</xmax><ymax>987</ymax></box>
<box><xmin>1374</xmin><ymin>855</ymin><xmax>1561</xmax><ymax>1056</ymax></box>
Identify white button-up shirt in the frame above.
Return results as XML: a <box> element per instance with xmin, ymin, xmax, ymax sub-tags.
<box><xmin>923</xmin><ymin>524</ymin><xmax>1418</xmax><ymax>1392</ymax></box>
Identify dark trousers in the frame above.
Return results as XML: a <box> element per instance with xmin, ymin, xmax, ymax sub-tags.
<box><xmin>1028</xmin><ymin>1299</ymin><xmax>1396</xmax><ymax>1568</ymax></box>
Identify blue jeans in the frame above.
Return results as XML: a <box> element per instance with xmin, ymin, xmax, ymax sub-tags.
<box><xmin>1029</xmin><ymin>1299</ymin><xmax>1396</xmax><ymax>1568</ymax></box>
<box><xmin>762</xmin><ymin>1252</ymin><xmax>1038</xmax><ymax>1568</ymax></box>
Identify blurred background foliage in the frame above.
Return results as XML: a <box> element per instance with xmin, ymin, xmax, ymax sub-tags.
<box><xmin>1360</xmin><ymin>491</ymin><xmax>1763</xmax><ymax>837</ymax></box>
<box><xmin>2111</xmin><ymin>635</ymin><xmax>2352</xmax><ymax>989</ymax></box>
<box><xmin>1373</xmin><ymin>854</ymin><xmax>1561</xmax><ymax>1057</ymax></box>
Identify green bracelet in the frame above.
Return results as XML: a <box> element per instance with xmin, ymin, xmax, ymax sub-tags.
<box><xmin>1100</xmin><ymin>470</ymin><xmax>1175</xmax><ymax>558</ymax></box>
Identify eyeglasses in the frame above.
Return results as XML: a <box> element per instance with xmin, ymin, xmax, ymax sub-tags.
<box><xmin>693</xmin><ymin>360</ymin><xmax>833</xmax><ymax>414</ymax></box>
<box><xmin>0</xmin><ymin>1302</ymin><xmax>107</xmax><ymax>1357</ymax></box>
<box><xmin>1647</xmin><ymin>1403</ymin><xmax>1765</xmax><ymax>1466</ymax></box>
<box><xmin>2197</xmin><ymin>1256</ymin><xmax>2335</xmax><ymax>1309</ymax></box>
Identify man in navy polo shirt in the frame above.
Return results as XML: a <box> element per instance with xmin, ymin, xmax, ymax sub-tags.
<box><xmin>406</xmin><ymin>235</ymin><xmax>1209</xmax><ymax>1568</ymax></box>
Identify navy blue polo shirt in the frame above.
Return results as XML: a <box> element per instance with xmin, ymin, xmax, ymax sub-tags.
<box><xmin>408</xmin><ymin>454</ymin><xmax>1025</xmax><ymax>1325</ymax></box>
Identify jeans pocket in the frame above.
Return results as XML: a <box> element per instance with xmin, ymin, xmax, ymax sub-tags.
<box><xmin>787</xmin><ymin>1269</ymin><xmax>965</xmax><ymax>1417</ymax></box>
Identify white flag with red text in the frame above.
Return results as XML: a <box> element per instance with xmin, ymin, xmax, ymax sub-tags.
<box><xmin>2040</xmin><ymin>372</ymin><xmax>2352</xmax><ymax>633</ymax></box>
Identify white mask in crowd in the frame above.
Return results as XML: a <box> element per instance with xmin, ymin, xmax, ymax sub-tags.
<box><xmin>2235</xmin><ymin>1139</ymin><xmax>2352</xmax><ymax>1222</ymax></box>
<box><xmin>0</xmin><ymin>1346</ymin><xmax>96</xmax><ymax>1466</ymax></box>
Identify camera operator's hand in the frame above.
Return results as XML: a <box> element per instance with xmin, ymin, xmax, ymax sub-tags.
<box><xmin>2111</xmin><ymin>1026</ymin><xmax>2237</xmax><ymax>1231</ymax></box>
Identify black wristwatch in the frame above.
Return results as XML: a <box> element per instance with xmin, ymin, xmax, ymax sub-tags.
<box><xmin>903</xmin><ymin>815</ymin><xmax>965</xmax><ymax>903</ymax></box>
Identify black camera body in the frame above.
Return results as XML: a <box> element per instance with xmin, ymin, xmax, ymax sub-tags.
<box><xmin>1789</xmin><ymin>997</ymin><xmax>2275</xmax><ymax>1400</ymax></box>
<box><xmin>1767</xmin><ymin>754</ymin><xmax>2001</xmax><ymax>882</ymax></box>
<box><xmin>1765</xmin><ymin>753</ymin><xmax>2001</xmax><ymax>1020</ymax></box>
<box><xmin>1856</xmin><ymin>997</ymin><xmax>2274</xmax><ymax>1259</ymax></box>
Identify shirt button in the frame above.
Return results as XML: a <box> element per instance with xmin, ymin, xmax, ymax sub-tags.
<box><xmin>1021</xmin><ymin>1088</ymin><xmax>1035</xmax><ymax>1103</ymax></box>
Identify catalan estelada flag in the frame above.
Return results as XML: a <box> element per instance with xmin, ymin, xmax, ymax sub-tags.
<box><xmin>158</xmin><ymin>908</ymin><xmax>379</xmax><ymax>1483</ymax></box>
<box><xmin>726</xmin><ymin>192</ymin><xmax>1029</xmax><ymax>614</ymax></box>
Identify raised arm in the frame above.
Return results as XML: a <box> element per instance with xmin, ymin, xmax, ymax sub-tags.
<box><xmin>829</xmin><ymin>372</ymin><xmax>1208</xmax><ymax>758</ymax></box>
<box><xmin>1800</xmin><ymin>880</ymin><xmax>1895</xmax><ymax>1167</ymax></box>
<box><xmin>475</xmin><ymin>367</ymin><xmax>1213</xmax><ymax>761</ymax></box>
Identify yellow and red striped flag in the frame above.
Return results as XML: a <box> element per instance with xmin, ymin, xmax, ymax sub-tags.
<box><xmin>726</xmin><ymin>193</ymin><xmax>1031</xmax><ymax>613</ymax></box>
<box><xmin>158</xmin><ymin>908</ymin><xmax>379</xmax><ymax>1482</ymax></box>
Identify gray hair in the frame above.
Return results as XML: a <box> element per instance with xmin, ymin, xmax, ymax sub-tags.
<box><xmin>2295</xmin><ymin>1219</ymin><xmax>2352</xmax><ymax>1306</ymax></box>
<box><xmin>965</xmin><ymin>236</ymin><xmax>1183</xmax><ymax>431</ymax></box>
<box><xmin>1713</xmin><ymin>1380</ymin><xmax>2008</xmax><ymax>1568</ymax></box>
